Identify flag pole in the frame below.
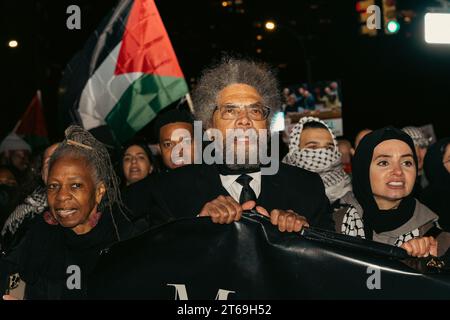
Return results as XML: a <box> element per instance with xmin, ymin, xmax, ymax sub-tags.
<box><xmin>185</xmin><ymin>93</ymin><xmax>194</xmax><ymax>113</ymax></box>
<box><xmin>12</xmin><ymin>120</ymin><xmax>22</xmax><ymax>133</ymax></box>
<box><xmin>13</xmin><ymin>90</ymin><xmax>42</xmax><ymax>133</ymax></box>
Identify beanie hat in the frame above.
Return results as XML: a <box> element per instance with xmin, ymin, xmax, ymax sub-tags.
<box><xmin>0</xmin><ymin>133</ymin><xmax>32</xmax><ymax>153</ymax></box>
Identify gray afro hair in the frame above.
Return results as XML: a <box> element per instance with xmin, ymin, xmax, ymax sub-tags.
<box><xmin>192</xmin><ymin>57</ymin><xmax>282</xmax><ymax>130</ymax></box>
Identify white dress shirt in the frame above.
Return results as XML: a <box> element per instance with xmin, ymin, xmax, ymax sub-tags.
<box><xmin>219</xmin><ymin>172</ymin><xmax>261</xmax><ymax>203</ymax></box>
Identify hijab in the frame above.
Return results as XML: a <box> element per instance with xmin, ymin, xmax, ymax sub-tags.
<box><xmin>283</xmin><ymin>116</ymin><xmax>352</xmax><ymax>203</ymax></box>
<box><xmin>352</xmin><ymin>126</ymin><xmax>418</xmax><ymax>239</ymax></box>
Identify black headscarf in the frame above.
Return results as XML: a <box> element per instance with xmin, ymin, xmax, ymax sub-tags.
<box><xmin>422</xmin><ymin>138</ymin><xmax>450</xmax><ymax>230</ymax></box>
<box><xmin>352</xmin><ymin>126</ymin><xmax>418</xmax><ymax>240</ymax></box>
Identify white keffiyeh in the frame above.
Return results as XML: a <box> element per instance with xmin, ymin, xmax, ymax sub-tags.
<box><xmin>283</xmin><ymin>117</ymin><xmax>352</xmax><ymax>203</ymax></box>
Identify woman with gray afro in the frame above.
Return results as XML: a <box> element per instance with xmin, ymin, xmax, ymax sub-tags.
<box><xmin>1</xmin><ymin>125</ymin><xmax>136</xmax><ymax>300</ymax></box>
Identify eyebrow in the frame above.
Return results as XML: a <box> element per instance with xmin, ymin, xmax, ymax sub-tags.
<box><xmin>162</xmin><ymin>136</ymin><xmax>190</xmax><ymax>143</ymax></box>
<box><xmin>374</xmin><ymin>153</ymin><xmax>413</xmax><ymax>160</ymax></box>
<box><xmin>223</xmin><ymin>102</ymin><xmax>263</xmax><ymax>108</ymax></box>
<box><xmin>48</xmin><ymin>176</ymin><xmax>84</xmax><ymax>182</ymax></box>
<box><xmin>305</xmin><ymin>141</ymin><xmax>333</xmax><ymax>145</ymax></box>
<box><xmin>124</xmin><ymin>152</ymin><xmax>146</xmax><ymax>156</ymax></box>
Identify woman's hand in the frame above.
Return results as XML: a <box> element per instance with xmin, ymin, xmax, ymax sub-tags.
<box><xmin>401</xmin><ymin>236</ymin><xmax>438</xmax><ymax>257</ymax></box>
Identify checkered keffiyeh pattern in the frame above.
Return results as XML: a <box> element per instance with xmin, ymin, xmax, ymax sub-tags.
<box><xmin>341</xmin><ymin>205</ymin><xmax>420</xmax><ymax>246</ymax></box>
<box><xmin>1</xmin><ymin>186</ymin><xmax>47</xmax><ymax>237</ymax></box>
<box><xmin>283</xmin><ymin>117</ymin><xmax>352</xmax><ymax>203</ymax></box>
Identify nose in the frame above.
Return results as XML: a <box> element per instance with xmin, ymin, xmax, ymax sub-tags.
<box><xmin>131</xmin><ymin>156</ymin><xmax>137</xmax><ymax>164</ymax></box>
<box><xmin>55</xmin><ymin>185</ymin><xmax>72</xmax><ymax>202</ymax></box>
<box><xmin>235</xmin><ymin>109</ymin><xmax>252</xmax><ymax>127</ymax></box>
<box><xmin>391</xmin><ymin>162</ymin><xmax>404</xmax><ymax>176</ymax></box>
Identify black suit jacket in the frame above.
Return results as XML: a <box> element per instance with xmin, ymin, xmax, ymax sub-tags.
<box><xmin>123</xmin><ymin>163</ymin><xmax>334</xmax><ymax>230</ymax></box>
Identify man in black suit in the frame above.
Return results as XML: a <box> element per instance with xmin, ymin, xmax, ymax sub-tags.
<box><xmin>124</xmin><ymin>58</ymin><xmax>333</xmax><ymax>232</ymax></box>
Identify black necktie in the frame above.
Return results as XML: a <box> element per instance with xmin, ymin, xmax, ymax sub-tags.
<box><xmin>236</xmin><ymin>174</ymin><xmax>257</xmax><ymax>204</ymax></box>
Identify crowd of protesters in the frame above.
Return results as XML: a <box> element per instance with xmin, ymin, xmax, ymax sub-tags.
<box><xmin>1</xmin><ymin>57</ymin><xmax>450</xmax><ymax>299</ymax></box>
<box><xmin>282</xmin><ymin>81</ymin><xmax>342</xmax><ymax>113</ymax></box>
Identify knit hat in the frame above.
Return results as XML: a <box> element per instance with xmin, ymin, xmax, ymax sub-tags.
<box><xmin>0</xmin><ymin>133</ymin><xmax>32</xmax><ymax>153</ymax></box>
<box><xmin>402</xmin><ymin>126</ymin><xmax>430</xmax><ymax>148</ymax></box>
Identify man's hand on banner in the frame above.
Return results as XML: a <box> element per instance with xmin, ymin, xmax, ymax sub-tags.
<box><xmin>254</xmin><ymin>207</ymin><xmax>309</xmax><ymax>232</ymax></box>
<box><xmin>199</xmin><ymin>195</ymin><xmax>309</xmax><ymax>232</ymax></box>
<box><xmin>199</xmin><ymin>195</ymin><xmax>253</xmax><ymax>224</ymax></box>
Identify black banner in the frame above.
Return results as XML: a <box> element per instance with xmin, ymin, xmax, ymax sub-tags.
<box><xmin>88</xmin><ymin>213</ymin><xmax>450</xmax><ymax>299</ymax></box>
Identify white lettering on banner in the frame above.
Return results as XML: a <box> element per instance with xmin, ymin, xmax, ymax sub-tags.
<box><xmin>167</xmin><ymin>283</ymin><xmax>235</xmax><ymax>301</ymax></box>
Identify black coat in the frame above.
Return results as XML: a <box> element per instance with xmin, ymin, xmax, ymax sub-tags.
<box><xmin>0</xmin><ymin>208</ymin><xmax>137</xmax><ymax>299</ymax></box>
<box><xmin>122</xmin><ymin>163</ymin><xmax>334</xmax><ymax>230</ymax></box>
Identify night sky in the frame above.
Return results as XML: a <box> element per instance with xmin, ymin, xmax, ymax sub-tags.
<box><xmin>1</xmin><ymin>0</ymin><xmax>449</xmax><ymax>144</ymax></box>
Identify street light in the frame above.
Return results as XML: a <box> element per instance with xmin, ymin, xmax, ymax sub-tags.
<box><xmin>264</xmin><ymin>21</ymin><xmax>276</xmax><ymax>31</ymax></box>
<box><xmin>8</xmin><ymin>40</ymin><xmax>18</xmax><ymax>48</ymax></box>
<box><xmin>262</xmin><ymin>21</ymin><xmax>312</xmax><ymax>83</ymax></box>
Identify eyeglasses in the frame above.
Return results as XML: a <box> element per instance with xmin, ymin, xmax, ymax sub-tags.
<box><xmin>214</xmin><ymin>104</ymin><xmax>271</xmax><ymax>121</ymax></box>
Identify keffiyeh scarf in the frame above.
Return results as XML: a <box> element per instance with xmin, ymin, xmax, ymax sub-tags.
<box><xmin>283</xmin><ymin>117</ymin><xmax>352</xmax><ymax>203</ymax></box>
<box><xmin>342</xmin><ymin>205</ymin><xmax>420</xmax><ymax>247</ymax></box>
<box><xmin>1</xmin><ymin>186</ymin><xmax>48</xmax><ymax>237</ymax></box>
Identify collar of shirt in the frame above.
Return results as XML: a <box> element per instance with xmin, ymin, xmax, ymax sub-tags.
<box><xmin>220</xmin><ymin>171</ymin><xmax>261</xmax><ymax>203</ymax></box>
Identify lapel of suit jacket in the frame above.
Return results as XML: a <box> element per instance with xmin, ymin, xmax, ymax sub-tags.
<box><xmin>258</xmin><ymin>171</ymin><xmax>284</xmax><ymax>211</ymax></box>
<box><xmin>195</xmin><ymin>164</ymin><xmax>231</xmax><ymax>199</ymax></box>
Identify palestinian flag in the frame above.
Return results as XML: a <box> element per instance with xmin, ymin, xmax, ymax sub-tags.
<box><xmin>14</xmin><ymin>90</ymin><xmax>49</xmax><ymax>151</ymax></box>
<box><xmin>59</xmin><ymin>0</ymin><xmax>188</xmax><ymax>144</ymax></box>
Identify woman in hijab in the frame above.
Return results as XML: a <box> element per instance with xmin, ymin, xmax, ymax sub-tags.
<box><xmin>335</xmin><ymin>127</ymin><xmax>450</xmax><ymax>257</ymax></box>
<box><xmin>1</xmin><ymin>126</ymin><xmax>136</xmax><ymax>299</ymax></box>
<box><xmin>283</xmin><ymin>117</ymin><xmax>352</xmax><ymax>210</ymax></box>
<box><xmin>421</xmin><ymin>138</ymin><xmax>450</xmax><ymax>231</ymax></box>
<box><xmin>121</xmin><ymin>140</ymin><xmax>158</xmax><ymax>187</ymax></box>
